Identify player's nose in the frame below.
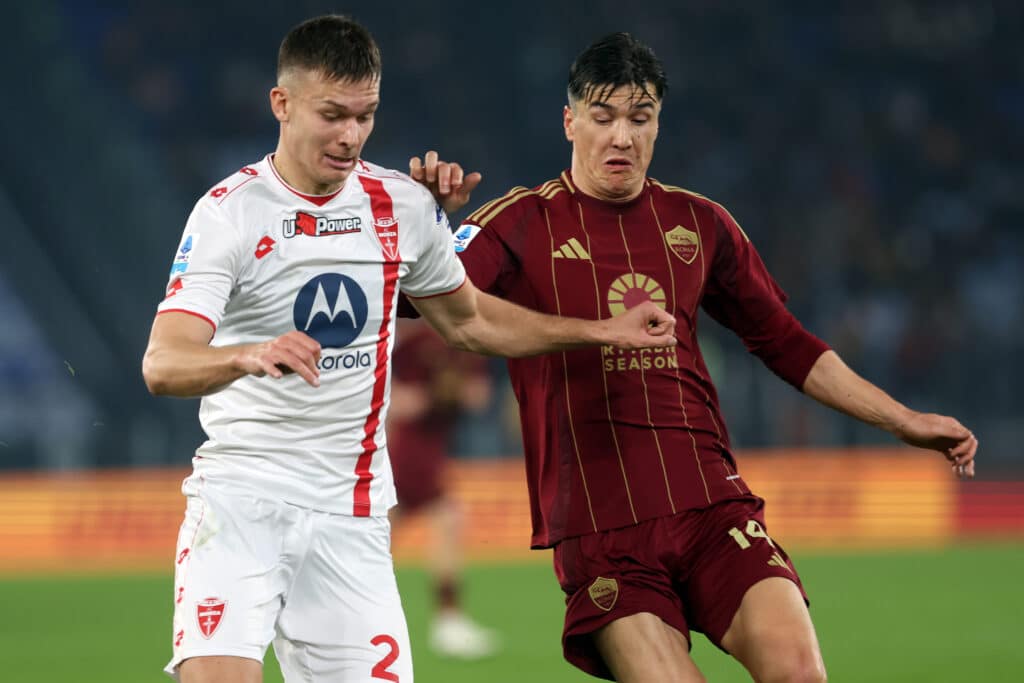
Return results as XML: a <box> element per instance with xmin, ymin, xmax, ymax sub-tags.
<box><xmin>611</xmin><ymin>120</ymin><xmax>633</xmax><ymax>148</ymax></box>
<box><xmin>336</xmin><ymin>118</ymin><xmax>361</xmax><ymax>147</ymax></box>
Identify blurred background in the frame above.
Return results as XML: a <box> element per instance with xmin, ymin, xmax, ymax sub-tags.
<box><xmin>0</xmin><ymin>2</ymin><xmax>1021</xmax><ymax>682</ymax></box>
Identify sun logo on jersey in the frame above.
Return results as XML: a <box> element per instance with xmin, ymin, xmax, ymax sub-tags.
<box><xmin>607</xmin><ymin>273</ymin><xmax>667</xmax><ymax>316</ymax></box>
<box><xmin>293</xmin><ymin>274</ymin><xmax>369</xmax><ymax>349</ymax></box>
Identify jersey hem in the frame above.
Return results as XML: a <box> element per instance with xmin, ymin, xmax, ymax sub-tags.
<box><xmin>157</xmin><ymin>308</ymin><xmax>218</xmax><ymax>332</ymax></box>
<box><xmin>403</xmin><ymin>276</ymin><xmax>467</xmax><ymax>300</ymax></box>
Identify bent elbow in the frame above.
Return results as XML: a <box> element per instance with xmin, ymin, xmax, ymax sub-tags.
<box><xmin>142</xmin><ymin>352</ymin><xmax>170</xmax><ymax>396</ymax></box>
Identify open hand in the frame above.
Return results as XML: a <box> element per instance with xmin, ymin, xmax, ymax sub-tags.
<box><xmin>894</xmin><ymin>412</ymin><xmax>978</xmax><ymax>478</ymax></box>
<box><xmin>409</xmin><ymin>150</ymin><xmax>482</xmax><ymax>214</ymax></box>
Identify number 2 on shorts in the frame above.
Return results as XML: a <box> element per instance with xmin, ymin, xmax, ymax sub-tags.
<box><xmin>727</xmin><ymin>520</ymin><xmax>776</xmax><ymax>550</ymax></box>
<box><xmin>371</xmin><ymin>634</ymin><xmax>400</xmax><ymax>682</ymax></box>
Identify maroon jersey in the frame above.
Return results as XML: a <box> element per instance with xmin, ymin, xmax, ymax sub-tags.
<box><xmin>457</xmin><ymin>171</ymin><xmax>829</xmax><ymax>548</ymax></box>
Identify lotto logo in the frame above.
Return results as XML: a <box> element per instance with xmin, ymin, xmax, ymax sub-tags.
<box><xmin>255</xmin><ymin>236</ymin><xmax>275</xmax><ymax>259</ymax></box>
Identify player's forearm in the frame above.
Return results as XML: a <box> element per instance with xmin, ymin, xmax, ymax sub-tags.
<box><xmin>142</xmin><ymin>342</ymin><xmax>249</xmax><ymax>397</ymax></box>
<box><xmin>801</xmin><ymin>350</ymin><xmax>915</xmax><ymax>436</ymax></box>
<box><xmin>450</xmin><ymin>291</ymin><xmax>611</xmax><ymax>357</ymax></box>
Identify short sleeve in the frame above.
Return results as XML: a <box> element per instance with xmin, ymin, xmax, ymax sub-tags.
<box><xmin>156</xmin><ymin>199</ymin><xmax>244</xmax><ymax>330</ymax></box>
<box><xmin>401</xmin><ymin>197</ymin><xmax>466</xmax><ymax>298</ymax></box>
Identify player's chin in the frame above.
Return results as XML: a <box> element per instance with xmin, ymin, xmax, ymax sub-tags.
<box><xmin>600</xmin><ymin>177</ymin><xmax>639</xmax><ymax>199</ymax></box>
<box><xmin>319</xmin><ymin>166</ymin><xmax>353</xmax><ymax>185</ymax></box>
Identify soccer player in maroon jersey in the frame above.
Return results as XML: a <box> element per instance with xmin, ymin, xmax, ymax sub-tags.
<box><xmin>411</xmin><ymin>32</ymin><xmax>978</xmax><ymax>683</ymax></box>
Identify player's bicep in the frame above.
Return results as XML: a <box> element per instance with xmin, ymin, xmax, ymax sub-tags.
<box><xmin>147</xmin><ymin>310</ymin><xmax>216</xmax><ymax>352</ymax></box>
<box><xmin>405</xmin><ymin>278</ymin><xmax>479</xmax><ymax>346</ymax></box>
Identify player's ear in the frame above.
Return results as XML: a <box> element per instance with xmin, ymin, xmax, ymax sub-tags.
<box><xmin>563</xmin><ymin>104</ymin><xmax>575</xmax><ymax>142</ymax></box>
<box><xmin>270</xmin><ymin>86</ymin><xmax>289</xmax><ymax>123</ymax></box>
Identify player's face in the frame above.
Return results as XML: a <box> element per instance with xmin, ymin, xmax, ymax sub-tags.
<box><xmin>564</xmin><ymin>84</ymin><xmax>660</xmax><ymax>202</ymax></box>
<box><xmin>271</xmin><ymin>69</ymin><xmax>379</xmax><ymax>194</ymax></box>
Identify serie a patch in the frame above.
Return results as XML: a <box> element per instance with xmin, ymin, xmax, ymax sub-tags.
<box><xmin>170</xmin><ymin>233</ymin><xmax>199</xmax><ymax>276</ymax></box>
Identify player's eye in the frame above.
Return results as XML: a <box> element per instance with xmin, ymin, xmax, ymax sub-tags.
<box><xmin>321</xmin><ymin>112</ymin><xmax>339</xmax><ymax>121</ymax></box>
<box><xmin>357</xmin><ymin>113</ymin><xmax>374</xmax><ymax>124</ymax></box>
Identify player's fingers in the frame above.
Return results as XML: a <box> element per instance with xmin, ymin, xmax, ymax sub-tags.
<box><xmin>954</xmin><ymin>459</ymin><xmax>976</xmax><ymax>479</ymax></box>
<box><xmin>289</xmin><ymin>331</ymin><xmax>323</xmax><ymax>360</ymax></box>
<box><xmin>258</xmin><ymin>358</ymin><xmax>284</xmax><ymax>379</ymax></box>
<box><xmin>276</xmin><ymin>349</ymin><xmax>320</xmax><ymax>387</ymax></box>
<box><xmin>424</xmin><ymin>150</ymin><xmax>439</xmax><ymax>183</ymax></box>
<box><xmin>954</xmin><ymin>433</ymin><xmax>978</xmax><ymax>466</ymax></box>
<box><xmin>950</xmin><ymin>433</ymin><xmax>976</xmax><ymax>462</ymax></box>
<box><xmin>651</xmin><ymin>309</ymin><xmax>676</xmax><ymax>327</ymax></box>
<box><xmin>461</xmin><ymin>171</ymin><xmax>483</xmax><ymax>195</ymax></box>
<box><xmin>449</xmin><ymin>163</ymin><xmax>464</xmax><ymax>189</ymax></box>
<box><xmin>281</xmin><ymin>340</ymin><xmax>322</xmax><ymax>379</ymax></box>
<box><xmin>408</xmin><ymin>156</ymin><xmax>424</xmax><ymax>181</ymax></box>
<box><xmin>438</xmin><ymin>162</ymin><xmax>452</xmax><ymax>194</ymax></box>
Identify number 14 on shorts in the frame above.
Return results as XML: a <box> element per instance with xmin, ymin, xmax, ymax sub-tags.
<box><xmin>728</xmin><ymin>520</ymin><xmax>791</xmax><ymax>571</ymax></box>
<box><xmin>728</xmin><ymin>519</ymin><xmax>774</xmax><ymax>549</ymax></box>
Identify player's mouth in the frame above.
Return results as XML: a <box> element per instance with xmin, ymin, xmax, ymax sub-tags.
<box><xmin>324</xmin><ymin>153</ymin><xmax>356</xmax><ymax>171</ymax></box>
<box><xmin>604</xmin><ymin>157</ymin><xmax>633</xmax><ymax>171</ymax></box>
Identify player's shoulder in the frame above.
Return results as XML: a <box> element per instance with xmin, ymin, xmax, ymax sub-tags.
<box><xmin>463</xmin><ymin>172</ymin><xmax>570</xmax><ymax>229</ymax></box>
<box><xmin>649</xmin><ymin>179</ymin><xmax>750</xmax><ymax>241</ymax></box>
<box><xmin>353</xmin><ymin>159</ymin><xmax>440</xmax><ymax>223</ymax></box>
<box><xmin>354</xmin><ymin>159</ymin><xmax>427</xmax><ymax>195</ymax></box>
<box><xmin>195</xmin><ymin>158</ymin><xmax>271</xmax><ymax>214</ymax></box>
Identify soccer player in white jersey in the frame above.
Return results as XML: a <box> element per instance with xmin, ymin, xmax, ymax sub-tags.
<box><xmin>142</xmin><ymin>15</ymin><xmax>676</xmax><ymax>683</ymax></box>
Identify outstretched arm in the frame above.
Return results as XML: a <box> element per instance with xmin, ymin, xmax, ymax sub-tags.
<box><xmin>142</xmin><ymin>312</ymin><xmax>322</xmax><ymax>397</ymax></box>
<box><xmin>409</xmin><ymin>278</ymin><xmax>676</xmax><ymax>358</ymax></box>
<box><xmin>802</xmin><ymin>350</ymin><xmax>978</xmax><ymax>478</ymax></box>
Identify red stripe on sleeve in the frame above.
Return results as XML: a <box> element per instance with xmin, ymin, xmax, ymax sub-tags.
<box><xmin>156</xmin><ymin>308</ymin><xmax>217</xmax><ymax>332</ymax></box>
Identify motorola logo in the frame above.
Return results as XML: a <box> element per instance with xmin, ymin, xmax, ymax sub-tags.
<box><xmin>293</xmin><ymin>274</ymin><xmax>369</xmax><ymax>349</ymax></box>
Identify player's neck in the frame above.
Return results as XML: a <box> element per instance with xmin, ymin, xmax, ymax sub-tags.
<box><xmin>270</xmin><ymin>150</ymin><xmax>345</xmax><ymax>197</ymax></box>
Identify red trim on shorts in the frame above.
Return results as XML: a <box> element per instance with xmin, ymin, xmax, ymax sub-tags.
<box><xmin>157</xmin><ymin>308</ymin><xmax>217</xmax><ymax>332</ymax></box>
<box><xmin>266</xmin><ymin>154</ymin><xmax>345</xmax><ymax>207</ymax></box>
<box><xmin>403</xmin><ymin>277</ymin><xmax>466</xmax><ymax>300</ymax></box>
<box><xmin>352</xmin><ymin>175</ymin><xmax>402</xmax><ymax>516</ymax></box>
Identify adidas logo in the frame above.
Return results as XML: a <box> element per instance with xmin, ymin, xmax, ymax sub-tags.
<box><xmin>767</xmin><ymin>552</ymin><xmax>790</xmax><ymax>571</ymax></box>
<box><xmin>552</xmin><ymin>237</ymin><xmax>591</xmax><ymax>260</ymax></box>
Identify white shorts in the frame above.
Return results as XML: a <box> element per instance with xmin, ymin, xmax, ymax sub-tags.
<box><xmin>165</xmin><ymin>479</ymin><xmax>412</xmax><ymax>682</ymax></box>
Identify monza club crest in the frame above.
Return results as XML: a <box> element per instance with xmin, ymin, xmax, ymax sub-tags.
<box><xmin>664</xmin><ymin>224</ymin><xmax>700</xmax><ymax>264</ymax></box>
<box><xmin>196</xmin><ymin>597</ymin><xmax>227</xmax><ymax>639</ymax></box>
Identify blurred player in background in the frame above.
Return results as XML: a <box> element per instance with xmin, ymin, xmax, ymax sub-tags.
<box><xmin>413</xmin><ymin>32</ymin><xmax>978</xmax><ymax>683</ymax></box>
<box><xmin>388</xmin><ymin>318</ymin><xmax>500</xmax><ymax>659</ymax></box>
<box><xmin>141</xmin><ymin>16</ymin><xmax>675</xmax><ymax>683</ymax></box>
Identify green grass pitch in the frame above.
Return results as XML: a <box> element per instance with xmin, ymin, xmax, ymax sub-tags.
<box><xmin>1</xmin><ymin>544</ymin><xmax>1020</xmax><ymax>682</ymax></box>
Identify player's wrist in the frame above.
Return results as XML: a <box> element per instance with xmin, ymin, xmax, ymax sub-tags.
<box><xmin>226</xmin><ymin>343</ymin><xmax>259</xmax><ymax>378</ymax></box>
<box><xmin>881</xmin><ymin>404</ymin><xmax>917</xmax><ymax>438</ymax></box>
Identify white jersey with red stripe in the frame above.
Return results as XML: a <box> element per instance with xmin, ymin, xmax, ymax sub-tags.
<box><xmin>156</xmin><ymin>155</ymin><xmax>465</xmax><ymax>516</ymax></box>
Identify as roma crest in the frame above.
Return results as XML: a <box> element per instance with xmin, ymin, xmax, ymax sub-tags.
<box><xmin>588</xmin><ymin>576</ymin><xmax>619</xmax><ymax>612</ymax></box>
<box><xmin>196</xmin><ymin>597</ymin><xmax>227</xmax><ymax>639</ymax></box>
<box><xmin>665</xmin><ymin>225</ymin><xmax>700</xmax><ymax>265</ymax></box>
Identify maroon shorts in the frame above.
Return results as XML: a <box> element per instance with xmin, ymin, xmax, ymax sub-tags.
<box><xmin>389</xmin><ymin>437</ymin><xmax>447</xmax><ymax>512</ymax></box>
<box><xmin>552</xmin><ymin>497</ymin><xmax>807</xmax><ymax>680</ymax></box>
